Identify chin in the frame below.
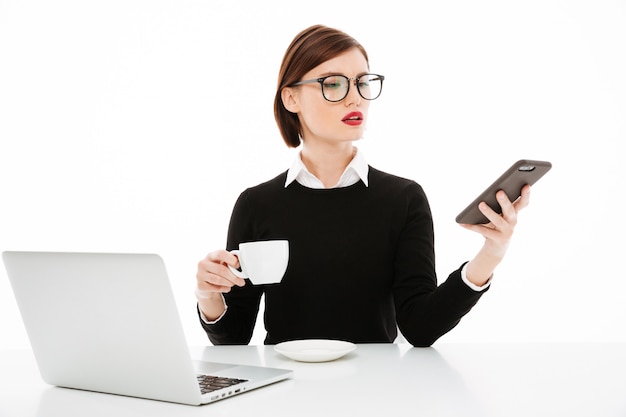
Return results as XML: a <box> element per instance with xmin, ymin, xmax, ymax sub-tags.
<box><xmin>343</xmin><ymin>129</ymin><xmax>365</xmax><ymax>142</ymax></box>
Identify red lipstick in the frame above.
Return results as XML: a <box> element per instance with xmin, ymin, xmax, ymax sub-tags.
<box><xmin>342</xmin><ymin>111</ymin><xmax>363</xmax><ymax>126</ymax></box>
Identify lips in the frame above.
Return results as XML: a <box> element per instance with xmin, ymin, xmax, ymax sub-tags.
<box><xmin>342</xmin><ymin>112</ymin><xmax>363</xmax><ymax>126</ymax></box>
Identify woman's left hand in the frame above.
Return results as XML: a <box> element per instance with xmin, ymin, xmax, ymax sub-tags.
<box><xmin>460</xmin><ymin>184</ymin><xmax>531</xmax><ymax>286</ymax></box>
<box><xmin>462</xmin><ymin>184</ymin><xmax>531</xmax><ymax>252</ymax></box>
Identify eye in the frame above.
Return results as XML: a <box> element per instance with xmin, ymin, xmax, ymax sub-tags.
<box><xmin>322</xmin><ymin>76</ymin><xmax>346</xmax><ymax>90</ymax></box>
<box><xmin>358</xmin><ymin>75</ymin><xmax>376</xmax><ymax>89</ymax></box>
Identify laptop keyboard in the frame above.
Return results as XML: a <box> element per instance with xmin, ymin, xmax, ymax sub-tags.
<box><xmin>196</xmin><ymin>374</ymin><xmax>249</xmax><ymax>395</ymax></box>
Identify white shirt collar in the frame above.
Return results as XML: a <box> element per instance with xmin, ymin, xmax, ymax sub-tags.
<box><xmin>285</xmin><ymin>147</ymin><xmax>369</xmax><ymax>189</ymax></box>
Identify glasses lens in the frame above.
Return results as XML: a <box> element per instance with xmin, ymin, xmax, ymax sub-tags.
<box><xmin>357</xmin><ymin>74</ymin><xmax>383</xmax><ymax>100</ymax></box>
<box><xmin>321</xmin><ymin>75</ymin><xmax>349</xmax><ymax>102</ymax></box>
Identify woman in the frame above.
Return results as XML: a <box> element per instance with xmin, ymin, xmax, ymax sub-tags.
<box><xmin>195</xmin><ymin>24</ymin><xmax>530</xmax><ymax>347</ymax></box>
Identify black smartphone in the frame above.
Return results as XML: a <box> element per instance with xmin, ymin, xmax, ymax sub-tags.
<box><xmin>455</xmin><ymin>159</ymin><xmax>552</xmax><ymax>224</ymax></box>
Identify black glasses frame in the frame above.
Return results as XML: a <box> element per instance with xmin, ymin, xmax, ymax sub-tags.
<box><xmin>290</xmin><ymin>73</ymin><xmax>385</xmax><ymax>102</ymax></box>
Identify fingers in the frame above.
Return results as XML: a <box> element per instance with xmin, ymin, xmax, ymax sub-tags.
<box><xmin>515</xmin><ymin>184</ymin><xmax>531</xmax><ymax>211</ymax></box>
<box><xmin>496</xmin><ymin>185</ymin><xmax>531</xmax><ymax>227</ymax></box>
<box><xmin>495</xmin><ymin>191</ymin><xmax>517</xmax><ymax>229</ymax></box>
<box><xmin>196</xmin><ymin>250</ymin><xmax>246</xmax><ymax>295</ymax></box>
<box><xmin>479</xmin><ymin>185</ymin><xmax>532</xmax><ymax>226</ymax></box>
<box><xmin>461</xmin><ymin>185</ymin><xmax>532</xmax><ymax>243</ymax></box>
<box><xmin>206</xmin><ymin>249</ymin><xmax>241</xmax><ymax>271</ymax></box>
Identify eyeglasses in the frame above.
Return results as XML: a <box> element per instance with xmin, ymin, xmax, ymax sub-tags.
<box><xmin>290</xmin><ymin>73</ymin><xmax>384</xmax><ymax>102</ymax></box>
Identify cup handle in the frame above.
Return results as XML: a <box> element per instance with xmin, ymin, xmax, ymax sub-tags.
<box><xmin>228</xmin><ymin>250</ymin><xmax>247</xmax><ymax>278</ymax></box>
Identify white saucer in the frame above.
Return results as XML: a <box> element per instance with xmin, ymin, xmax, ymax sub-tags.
<box><xmin>274</xmin><ymin>339</ymin><xmax>356</xmax><ymax>363</ymax></box>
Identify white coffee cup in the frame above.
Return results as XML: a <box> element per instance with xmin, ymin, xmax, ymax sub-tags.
<box><xmin>228</xmin><ymin>240</ymin><xmax>289</xmax><ymax>285</ymax></box>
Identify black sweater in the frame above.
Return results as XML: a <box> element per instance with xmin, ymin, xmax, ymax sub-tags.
<box><xmin>200</xmin><ymin>167</ymin><xmax>487</xmax><ymax>347</ymax></box>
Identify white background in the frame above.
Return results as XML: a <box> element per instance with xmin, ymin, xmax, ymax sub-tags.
<box><xmin>1</xmin><ymin>0</ymin><xmax>625</xmax><ymax>349</ymax></box>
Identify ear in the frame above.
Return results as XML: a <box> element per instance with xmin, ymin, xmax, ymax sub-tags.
<box><xmin>281</xmin><ymin>87</ymin><xmax>300</xmax><ymax>113</ymax></box>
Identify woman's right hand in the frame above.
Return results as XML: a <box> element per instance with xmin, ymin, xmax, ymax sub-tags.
<box><xmin>195</xmin><ymin>250</ymin><xmax>246</xmax><ymax>321</ymax></box>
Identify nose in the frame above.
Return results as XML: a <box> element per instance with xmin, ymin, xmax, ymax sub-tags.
<box><xmin>344</xmin><ymin>79</ymin><xmax>362</xmax><ymax>106</ymax></box>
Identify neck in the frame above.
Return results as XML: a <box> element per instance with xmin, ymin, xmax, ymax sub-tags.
<box><xmin>300</xmin><ymin>143</ymin><xmax>356</xmax><ymax>188</ymax></box>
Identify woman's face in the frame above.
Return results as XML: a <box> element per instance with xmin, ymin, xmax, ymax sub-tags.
<box><xmin>284</xmin><ymin>47</ymin><xmax>371</xmax><ymax>147</ymax></box>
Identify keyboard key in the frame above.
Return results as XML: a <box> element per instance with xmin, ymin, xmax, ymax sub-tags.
<box><xmin>196</xmin><ymin>375</ymin><xmax>248</xmax><ymax>394</ymax></box>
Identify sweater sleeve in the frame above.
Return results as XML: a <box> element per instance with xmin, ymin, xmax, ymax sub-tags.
<box><xmin>200</xmin><ymin>189</ymin><xmax>265</xmax><ymax>345</ymax></box>
<box><xmin>392</xmin><ymin>181</ymin><xmax>488</xmax><ymax>347</ymax></box>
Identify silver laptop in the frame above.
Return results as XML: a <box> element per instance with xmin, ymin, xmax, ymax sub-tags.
<box><xmin>3</xmin><ymin>251</ymin><xmax>293</xmax><ymax>405</ymax></box>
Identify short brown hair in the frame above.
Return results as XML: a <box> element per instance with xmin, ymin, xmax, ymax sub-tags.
<box><xmin>273</xmin><ymin>25</ymin><xmax>369</xmax><ymax>148</ymax></box>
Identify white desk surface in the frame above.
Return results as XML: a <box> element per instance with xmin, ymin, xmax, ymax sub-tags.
<box><xmin>1</xmin><ymin>343</ymin><xmax>625</xmax><ymax>417</ymax></box>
